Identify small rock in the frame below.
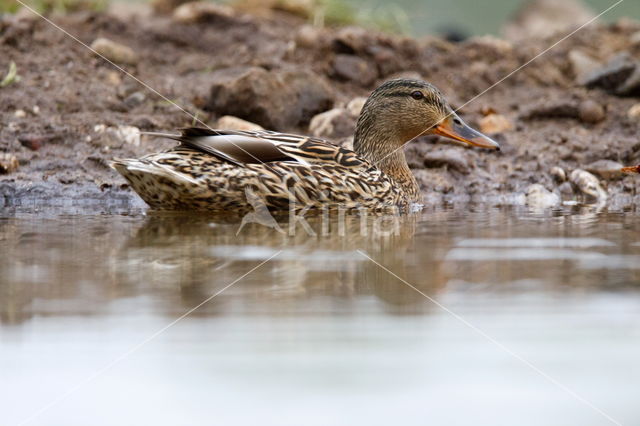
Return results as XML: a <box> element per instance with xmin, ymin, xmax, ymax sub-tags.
<box><xmin>521</xmin><ymin>100</ymin><xmax>579</xmax><ymax>120</ymax></box>
<box><xmin>216</xmin><ymin>115</ymin><xmax>264</xmax><ymax>131</ymax></box>
<box><xmin>585</xmin><ymin>159</ymin><xmax>624</xmax><ymax>180</ymax></box>
<box><xmin>295</xmin><ymin>25</ymin><xmax>322</xmax><ymax>49</ymax></box>
<box><xmin>14</xmin><ymin>109</ymin><xmax>26</xmax><ymax>118</ymax></box>
<box><xmin>583</xmin><ymin>52</ymin><xmax>636</xmax><ymax>93</ymax></box>
<box><xmin>346</xmin><ymin>97</ymin><xmax>367</xmax><ymax>117</ymax></box>
<box><xmin>18</xmin><ymin>134</ymin><xmax>54</xmax><ymax>151</ymax></box>
<box><xmin>568</xmin><ymin>50</ymin><xmax>602</xmax><ymax>85</ymax></box>
<box><xmin>104</xmin><ymin>71</ymin><xmax>122</xmax><ymax>86</ymax></box>
<box><xmin>332</xmin><ymin>26</ymin><xmax>369</xmax><ymax>54</ymax></box>
<box><xmin>90</xmin><ymin>37</ymin><xmax>138</xmax><ymax>66</ymax></box>
<box><xmin>172</xmin><ymin>1</ymin><xmax>235</xmax><ymax>24</ymax></box>
<box><xmin>94</xmin><ymin>124</ymin><xmax>141</xmax><ymax>147</ymax></box>
<box><xmin>0</xmin><ymin>153</ymin><xmax>18</xmax><ymax>174</ymax></box>
<box><xmin>631</xmin><ymin>31</ymin><xmax>640</xmax><ymax>45</ymax></box>
<box><xmin>578</xmin><ymin>100</ymin><xmax>605</xmax><ymax>124</ymax></box>
<box><xmin>526</xmin><ymin>184</ymin><xmax>560</xmax><ymax>208</ymax></box>
<box><xmin>569</xmin><ymin>168</ymin><xmax>607</xmax><ymax>201</ymax></box>
<box><xmin>332</xmin><ymin>54</ymin><xmax>377</xmax><ymax>87</ymax></box>
<box><xmin>308</xmin><ymin>108</ymin><xmax>355</xmax><ymax>140</ymax></box>
<box><xmin>131</xmin><ymin>116</ymin><xmax>159</xmax><ymax>130</ymax></box>
<box><xmin>423</xmin><ymin>148</ymin><xmax>470</xmax><ymax>174</ymax></box>
<box><xmin>616</xmin><ymin>67</ymin><xmax>640</xmax><ymax>96</ymax></box>
<box><xmin>628</xmin><ymin>104</ymin><xmax>640</xmax><ymax>119</ymax></box>
<box><xmin>479</xmin><ymin>113</ymin><xmax>512</xmax><ymax>134</ymax></box>
<box><xmin>123</xmin><ymin>91</ymin><xmax>146</xmax><ymax>108</ymax></box>
<box><xmin>206</xmin><ymin>66</ymin><xmax>334</xmax><ymax>130</ymax></box>
<box><xmin>550</xmin><ymin>166</ymin><xmax>566</xmax><ymax>183</ymax></box>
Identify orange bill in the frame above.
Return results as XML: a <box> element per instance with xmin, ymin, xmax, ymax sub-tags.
<box><xmin>622</xmin><ymin>165</ymin><xmax>640</xmax><ymax>174</ymax></box>
<box><xmin>431</xmin><ymin>115</ymin><xmax>500</xmax><ymax>150</ymax></box>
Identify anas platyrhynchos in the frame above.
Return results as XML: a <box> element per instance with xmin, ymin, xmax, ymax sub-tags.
<box><xmin>112</xmin><ymin>79</ymin><xmax>499</xmax><ymax>212</ymax></box>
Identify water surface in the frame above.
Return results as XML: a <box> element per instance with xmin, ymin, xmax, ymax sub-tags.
<box><xmin>1</xmin><ymin>206</ymin><xmax>639</xmax><ymax>425</ymax></box>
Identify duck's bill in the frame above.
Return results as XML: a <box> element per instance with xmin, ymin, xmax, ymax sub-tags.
<box><xmin>431</xmin><ymin>115</ymin><xmax>500</xmax><ymax>150</ymax></box>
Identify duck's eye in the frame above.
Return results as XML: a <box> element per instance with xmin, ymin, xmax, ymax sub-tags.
<box><xmin>410</xmin><ymin>91</ymin><xmax>424</xmax><ymax>100</ymax></box>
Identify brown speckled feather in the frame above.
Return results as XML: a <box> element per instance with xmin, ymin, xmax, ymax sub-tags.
<box><xmin>112</xmin><ymin>128</ymin><xmax>410</xmax><ymax>213</ymax></box>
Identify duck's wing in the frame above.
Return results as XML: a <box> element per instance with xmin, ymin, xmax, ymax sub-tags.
<box><xmin>148</xmin><ymin>127</ymin><xmax>365</xmax><ymax>168</ymax></box>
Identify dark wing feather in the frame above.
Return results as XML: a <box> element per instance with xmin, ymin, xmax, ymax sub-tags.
<box><xmin>153</xmin><ymin>127</ymin><xmax>366</xmax><ymax>168</ymax></box>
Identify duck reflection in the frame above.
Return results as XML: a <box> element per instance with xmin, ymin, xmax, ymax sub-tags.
<box><xmin>118</xmin><ymin>211</ymin><xmax>447</xmax><ymax>315</ymax></box>
<box><xmin>3</xmin><ymin>207</ymin><xmax>638</xmax><ymax>325</ymax></box>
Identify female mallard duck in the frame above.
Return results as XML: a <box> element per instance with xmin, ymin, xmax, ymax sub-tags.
<box><xmin>112</xmin><ymin>79</ymin><xmax>499</xmax><ymax>212</ymax></box>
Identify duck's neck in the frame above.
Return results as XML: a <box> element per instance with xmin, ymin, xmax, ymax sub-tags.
<box><xmin>353</xmin><ymin>131</ymin><xmax>420</xmax><ymax>200</ymax></box>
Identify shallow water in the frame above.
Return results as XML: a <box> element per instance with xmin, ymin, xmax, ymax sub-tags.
<box><xmin>1</xmin><ymin>206</ymin><xmax>640</xmax><ymax>426</ymax></box>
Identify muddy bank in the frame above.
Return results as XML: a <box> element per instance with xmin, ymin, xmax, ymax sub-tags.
<box><xmin>1</xmin><ymin>2</ymin><xmax>640</xmax><ymax>212</ymax></box>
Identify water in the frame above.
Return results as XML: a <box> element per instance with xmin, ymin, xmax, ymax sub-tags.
<box><xmin>1</xmin><ymin>206</ymin><xmax>640</xmax><ymax>426</ymax></box>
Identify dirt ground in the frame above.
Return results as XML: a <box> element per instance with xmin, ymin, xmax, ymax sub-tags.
<box><xmin>1</xmin><ymin>2</ymin><xmax>640</xmax><ymax>212</ymax></box>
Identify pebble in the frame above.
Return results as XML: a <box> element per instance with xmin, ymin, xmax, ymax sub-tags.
<box><xmin>90</xmin><ymin>37</ymin><xmax>138</xmax><ymax>65</ymax></box>
<box><xmin>0</xmin><ymin>153</ymin><xmax>18</xmax><ymax>174</ymax></box>
<box><xmin>18</xmin><ymin>134</ymin><xmax>53</xmax><ymax>151</ymax></box>
<box><xmin>585</xmin><ymin>159</ymin><xmax>624</xmax><ymax>180</ymax></box>
<box><xmin>583</xmin><ymin>52</ymin><xmax>636</xmax><ymax>93</ymax></box>
<box><xmin>628</xmin><ymin>104</ymin><xmax>640</xmax><ymax>119</ymax></box>
<box><xmin>295</xmin><ymin>25</ymin><xmax>322</xmax><ymax>49</ymax></box>
<box><xmin>332</xmin><ymin>54</ymin><xmax>377</xmax><ymax>87</ymax></box>
<box><xmin>216</xmin><ymin>115</ymin><xmax>264</xmax><ymax>131</ymax></box>
<box><xmin>479</xmin><ymin>113</ymin><xmax>512</xmax><ymax>134</ymax></box>
<box><xmin>578</xmin><ymin>100</ymin><xmax>605</xmax><ymax>124</ymax></box>
<box><xmin>631</xmin><ymin>31</ymin><xmax>640</xmax><ymax>46</ymax></box>
<box><xmin>616</xmin><ymin>67</ymin><xmax>640</xmax><ymax>96</ymax></box>
<box><xmin>568</xmin><ymin>50</ymin><xmax>601</xmax><ymax>85</ymax></box>
<box><xmin>172</xmin><ymin>1</ymin><xmax>235</xmax><ymax>24</ymax></box>
<box><xmin>569</xmin><ymin>169</ymin><xmax>608</xmax><ymax>201</ymax></box>
<box><xmin>207</xmin><ymin>67</ymin><xmax>333</xmax><ymax>130</ymax></box>
<box><xmin>550</xmin><ymin>166</ymin><xmax>566</xmax><ymax>182</ymax></box>
<box><xmin>14</xmin><ymin>109</ymin><xmax>26</xmax><ymax>118</ymax></box>
<box><xmin>308</xmin><ymin>108</ymin><xmax>355</xmax><ymax>139</ymax></box>
<box><xmin>346</xmin><ymin>97</ymin><xmax>367</xmax><ymax>117</ymax></box>
<box><xmin>94</xmin><ymin>124</ymin><xmax>141</xmax><ymax>147</ymax></box>
<box><xmin>332</xmin><ymin>26</ymin><xmax>369</xmax><ymax>54</ymax></box>
<box><xmin>123</xmin><ymin>91</ymin><xmax>146</xmax><ymax>108</ymax></box>
<box><xmin>526</xmin><ymin>184</ymin><xmax>560</xmax><ymax>208</ymax></box>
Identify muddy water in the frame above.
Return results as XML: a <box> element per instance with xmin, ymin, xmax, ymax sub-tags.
<box><xmin>1</xmin><ymin>206</ymin><xmax>640</xmax><ymax>426</ymax></box>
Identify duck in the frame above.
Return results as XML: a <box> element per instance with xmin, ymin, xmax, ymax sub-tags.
<box><xmin>111</xmin><ymin>79</ymin><xmax>499</xmax><ymax>213</ymax></box>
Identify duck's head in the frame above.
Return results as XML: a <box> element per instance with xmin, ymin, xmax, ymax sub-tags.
<box><xmin>354</xmin><ymin>79</ymin><xmax>499</xmax><ymax>164</ymax></box>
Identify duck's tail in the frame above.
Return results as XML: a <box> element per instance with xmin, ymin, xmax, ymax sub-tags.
<box><xmin>111</xmin><ymin>158</ymin><xmax>199</xmax><ymax>185</ymax></box>
<box><xmin>110</xmin><ymin>158</ymin><xmax>204</xmax><ymax>209</ymax></box>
